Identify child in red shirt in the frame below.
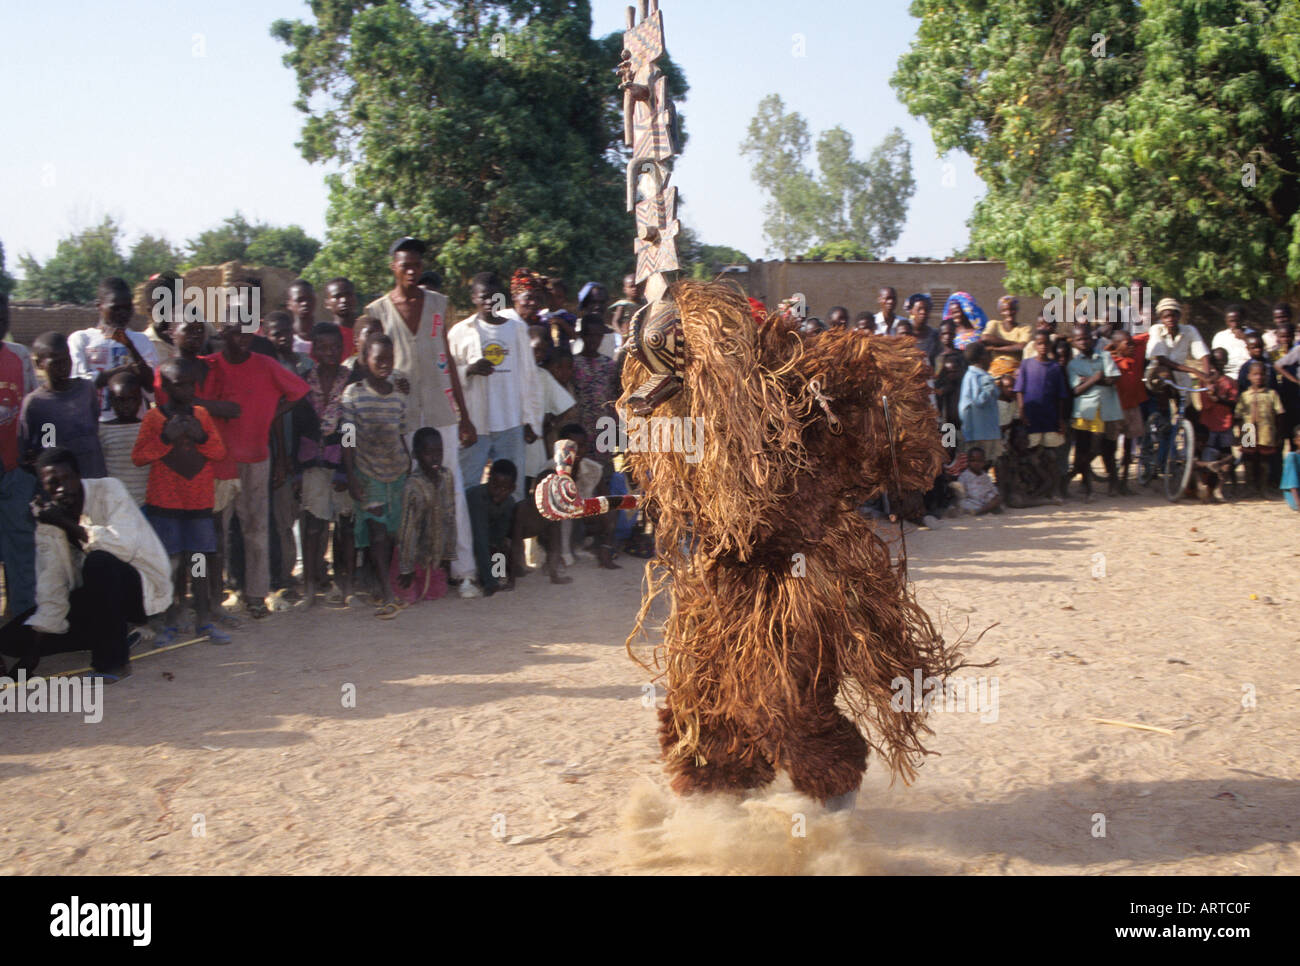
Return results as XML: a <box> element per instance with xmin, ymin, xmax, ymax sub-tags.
<box><xmin>133</xmin><ymin>359</ymin><xmax>228</xmax><ymax>644</ymax></box>
<box><xmin>1201</xmin><ymin>349</ymin><xmax>1240</xmax><ymax>453</ymax></box>
<box><xmin>1110</xmin><ymin>330</ymin><xmax>1149</xmax><ymax>490</ymax></box>
<box><xmin>200</xmin><ymin>320</ymin><xmax>309</xmax><ymax>617</ymax></box>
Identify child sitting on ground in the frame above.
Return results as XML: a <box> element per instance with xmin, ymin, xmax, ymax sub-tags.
<box><xmin>99</xmin><ymin>371</ymin><xmax>150</xmax><ymax>506</ymax></box>
<box><xmin>957</xmin><ymin>445</ymin><xmax>1002</xmax><ymax>515</ymax></box>
<box><xmin>132</xmin><ymin>359</ymin><xmax>229</xmax><ymax>644</ymax></box>
<box><xmin>465</xmin><ymin>458</ymin><xmax>522</xmax><ymax>595</ymax></box>
<box><xmin>997</xmin><ymin>423</ymin><xmax>1058</xmax><ymax>508</ymax></box>
<box><xmin>395</xmin><ymin>427</ymin><xmax>456</xmax><ymax>604</ymax></box>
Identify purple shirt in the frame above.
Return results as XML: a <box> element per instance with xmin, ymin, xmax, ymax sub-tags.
<box><xmin>19</xmin><ymin>377</ymin><xmax>107</xmax><ymax>478</ymax></box>
<box><xmin>1013</xmin><ymin>357</ymin><xmax>1070</xmax><ymax>434</ymax></box>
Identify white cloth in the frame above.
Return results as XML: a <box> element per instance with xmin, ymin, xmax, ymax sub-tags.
<box><xmin>1211</xmin><ymin>329</ymin><xmax>1251</xmax><ymax>379</ymax></box>
<box><xmin>448</xmin><ymin>314</ymin><xmax>543</xmax><ymax>435</ymax></box>
<box><xmin>435</xmin><ymin>423</ymin><xmax>476</xmax><ymax>581</ymax></box>
<box><xmin>874</xmin><ymin>311</ymin><xmax>907</xmax><ymax>335</ymax></box>
<box><xmin>1146</xmin><ymin>324</ymin><xmax>1208</xmax><ymax>388</ymax></box>
<box><xmin>27</xmin><ymin>476</ymin><xmax>172</xmax><ymax>634</ymax></box>
<box><xmin>525</xmin><ymin>369</ymin><xmax>576</xmax><ymax>477</ymax></box>
<box><xmin>957</xmin><ymin>468</ymin><xmax>998</xmax><ymax>511</ymax></box>
<box><xmin>98</xmin><ymin>422</ymin><xmax>149</xmax><ymax>505</ymax></box>
<box><xmin>364</xmin><ymin>291</ymin><xmax>457</xmax><ymax>430</ymax></box>
<box><xmin>67</xmin><ymin>327</ymin><xmax>159</xmax><ymax>421</ymax></box>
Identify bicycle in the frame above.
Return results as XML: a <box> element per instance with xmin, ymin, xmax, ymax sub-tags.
<box><xmin>1136</xmin><ymin>378</ymin><xmax>1207</xmax><ymax>501</ymax></box>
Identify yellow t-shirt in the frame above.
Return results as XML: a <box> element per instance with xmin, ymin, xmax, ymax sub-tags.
<box><xmin>982</xmin><ymin>319</ymin><xmax>1032</xmax><ymax>354</ymax></box>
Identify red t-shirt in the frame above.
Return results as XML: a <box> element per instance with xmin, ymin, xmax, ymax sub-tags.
<box><xmin>1113</xmin><ymin>332</ymin><xmax>1149</xmax><ymax>409</ymax></box>
<box><xmin>132</xmin><ymin>405</ymin><xmax>227</xmax><ymax>511</ymax></box>
<box><xmin>0</xmin><ymin>345</ymin><xmax>24</xmax><ymax>471</ymax></box>
<box><xmin>1199</xmin><ymin>375</ymin><xmax>1239</xmax><ymax>433</ymax></box>
<box><xmin>200</xmin><ymin>352</ymin><xmax>309</xmax><ymax>465</ymax></box>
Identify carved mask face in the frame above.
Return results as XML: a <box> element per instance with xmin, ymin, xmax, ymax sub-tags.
<box><xmin>625</xmin><ymin>296</ymin><xmax>684</xmax><ymax>416</ymax></box>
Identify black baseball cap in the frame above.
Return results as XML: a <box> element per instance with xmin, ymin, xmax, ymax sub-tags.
<box><xmin>389</xmin><ymin>236</ymin><xmax>427</xmax><ymax>258</ymax></box>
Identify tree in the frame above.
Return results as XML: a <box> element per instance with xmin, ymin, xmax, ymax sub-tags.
<box><xmin>804</xmin><ymin>240</ymin><xmax>873</xmax><ymax>261</ymax></box>
<box><xmin>126</xmin><ymin>234</ymin><xmax>184</xmax><ymax>283</ymax></box>
<box><xmin>246</xmin><ymin>226</ymin><xmax>321</xmax><ymax>275</ymax></box>
<box><xmin>271</xmin><ymin>0</ymin><xmax>688</xmax><ymax>302</ymax></box>
<box><xmin>17</xmin><ymin>218</ymin><xmax>129</xmax><ymax>303</ymax></box>
<box><xmin>740</xmin><ymin>95</ymin><xmax>821</xmax><ymax>258</ymax></box>
<box><xmin>676</xmin><ymin>226</ymin><xmax>750</xmax><ymax>279</ymax></box>
<box><xmin>742</xmin><ymin>95</ymin><xmax>915</xmax><ymax>259</ymax></box>
<box><xmin>16</xmin><ymin>218</ymin><xmax>187</xmax><ymax>303</ymax></box>
<box><xmin>893</xmin><ymin>0</ymin><xmax>1300</xmax><ymax>297</ymax></box>
<box><xmin>185</xmin><ymin>213</ymin><xmax>320</xmax><ymax>273</ymax></box>
<box><xmin>186</xmin><ymin>213</ymin><xmax>258</xmax><ymax>267</ymax></box>
<box><xmin>0</xmin><ymin>241</ymin><xmax>14</xmax><ymax>300</ymax></box>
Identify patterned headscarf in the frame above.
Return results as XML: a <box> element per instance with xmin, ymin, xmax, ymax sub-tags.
<box><xmin>511</xmin><ymin>268</ymin><xmax>545</xmax><ymax>298</ymax></box>
<box><xmin>942</xmin><ymin>291</ymin><xmax>988</xmax><ymax>332</ymax></box>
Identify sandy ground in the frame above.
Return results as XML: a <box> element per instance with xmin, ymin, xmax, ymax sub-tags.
<box><xmin>2</xmin><ymin>492</ymin><xmax>1298</xmax><ymax>875</ymax></box>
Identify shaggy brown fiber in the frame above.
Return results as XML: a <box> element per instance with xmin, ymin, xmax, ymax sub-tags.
<box><xmin>621</xmin><ymin>280</ymin><xmax>973</xmax><ymax>803</ymax></box>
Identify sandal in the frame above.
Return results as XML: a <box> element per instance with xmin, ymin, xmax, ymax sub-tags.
<box><xmin>87</xmin><ymin>667</ymin><xmax>131</xmax><ymax>684</ymax></box>
<box><xmin>196</xmin><ymin>623</ymin><xmax>233</xmax><ymax>645</ymax></box>
<box><xmin>374</xmin><ymin>601</ymin><xmax>402</xmax><ymax>620</ymax></box>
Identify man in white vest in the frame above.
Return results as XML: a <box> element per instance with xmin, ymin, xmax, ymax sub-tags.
<box><xmin>363</xmin><ymin>238</ymin><xmax>482</xmax><ymax>599</ymax></box>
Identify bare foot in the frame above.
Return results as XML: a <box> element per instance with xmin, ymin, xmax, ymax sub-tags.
<box><xmin>548</xmin><ymin>571</ymin><xmax>574</xmax><ymax>585</ymax></box>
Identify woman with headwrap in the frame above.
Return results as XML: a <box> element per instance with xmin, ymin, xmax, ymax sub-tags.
<box><xmin>943</xmin><ymin>292</ymin><xmax>987</xmax><ymax>350</ymax></box>
<box><xmin>505</xmin><ymin>269</ymin><xmax>547</xmax><ymax>328</ymax></box>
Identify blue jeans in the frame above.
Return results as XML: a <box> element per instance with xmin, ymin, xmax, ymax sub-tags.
<box><xmin>0</xmin><ymin>466</ymin><xmax>37</xmax><ymax>618</ymax></box>
<box><xmin>459</xmin><ymin>426</ymin><xmax>527</xmax><ymax>503</ymax></box>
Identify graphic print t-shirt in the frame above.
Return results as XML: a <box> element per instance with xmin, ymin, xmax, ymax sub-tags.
<box><xmin>470</xmin><ymin>318</ymin><xmax>525</xmax><ymax>434</ymax></box>
<box><xmin>68</xmin><ymin>327</ymin><xmax>159</xmax><ymax>421</ymax></box>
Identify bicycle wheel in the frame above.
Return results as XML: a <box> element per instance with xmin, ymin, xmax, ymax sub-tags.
<box><xmin>1164</xmin><ymin>418</ymin><xmax>1195</xmax><ymax>501</ymax></box>
<box><xmin>1136</xmin><ymin>413</ymin><xmax>1162</xmax><ymax>486</ymax></box>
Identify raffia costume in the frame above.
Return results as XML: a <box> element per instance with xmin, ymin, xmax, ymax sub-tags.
<box><xmin>534</xmin><ymin>0</ymin><xmax>967</xmax><ymax>805</ymax></box>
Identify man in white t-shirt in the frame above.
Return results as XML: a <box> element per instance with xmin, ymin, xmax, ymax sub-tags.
<box><xmin>68</xmin><ymin>277</ymin><xmax>157</xmax><ymax>422</ymax></box>
<box><xmin>1209</xmin><ymin>305</ymin><xmax>1252</xmax><ymax>379</ymax></box>
<box><xmin>872</xmin><ymin>286</ymin><xmax>907</xmax><ymax>334</ymax></box>
<box><xmin>1145</xmin><ymin>297</ymin><xmax>1209</xmax><ymax>389</ymax></box>
<box><xmin>448</xmin><ymin>272</ymin><xmax>543</xmax><ymax>503</ymax></box>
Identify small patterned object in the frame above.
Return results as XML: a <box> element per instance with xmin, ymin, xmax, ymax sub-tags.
<box><xmin>535</xmin><ymin>439</ymin><xmax>642</xmax><ymax>521</ymax></box>
<box><xmin>624</xmin><ymin>297</ymin><xmax>685</xmax><ymax>415</ymax></box>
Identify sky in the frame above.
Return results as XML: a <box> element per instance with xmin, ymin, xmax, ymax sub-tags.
<box><xmin>0</xmin><ymin>0</ymin><xmax>984</xmax><ymax>274</ymax></box>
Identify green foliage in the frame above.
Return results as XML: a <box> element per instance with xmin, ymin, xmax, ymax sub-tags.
<box><xmin>893</xmin><ymin>0</ymin><xmax>1300</xmax><ymax>297</ymax></box>
<box><xmin>185</xmin><ymin>213</ymin><xmax>320</xmax><ymax>274</ymax></box>
<box><xmin>0</xmin><ymin>241</ymin><xmax>15</xmax><ymax>300</ymax></box>
<box><xmin>16</xmin><ymin>218</ymin><xmax>131</xmax><ymax>303</ymax></box>
<box><xmin>677</xmin><ymin>225</ymin><xmax>750</xmax><ymax>279</ymax></box>
<box><xmin>804</xmin><ymin>240</ymin><xmax>874</xmax><ymax>261</ymax></box>
<box><xmin>246</xmin><ymin>226</ymin><xmax>321</xmax><ymax>276</ymax></box>
<box><xmin>271</xmin><ymin>0</ymin><xmax>688</xmax><ymax>304</ymax></box>
<box><xmin>125</xmin><ymin>234</ymin><xmax>184</xmax><ymax>284</ymax></box>
<box><xmin>741</xmin><ymin>94</ymin><xmax>915</xmax><ymax>259</ymax></box>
